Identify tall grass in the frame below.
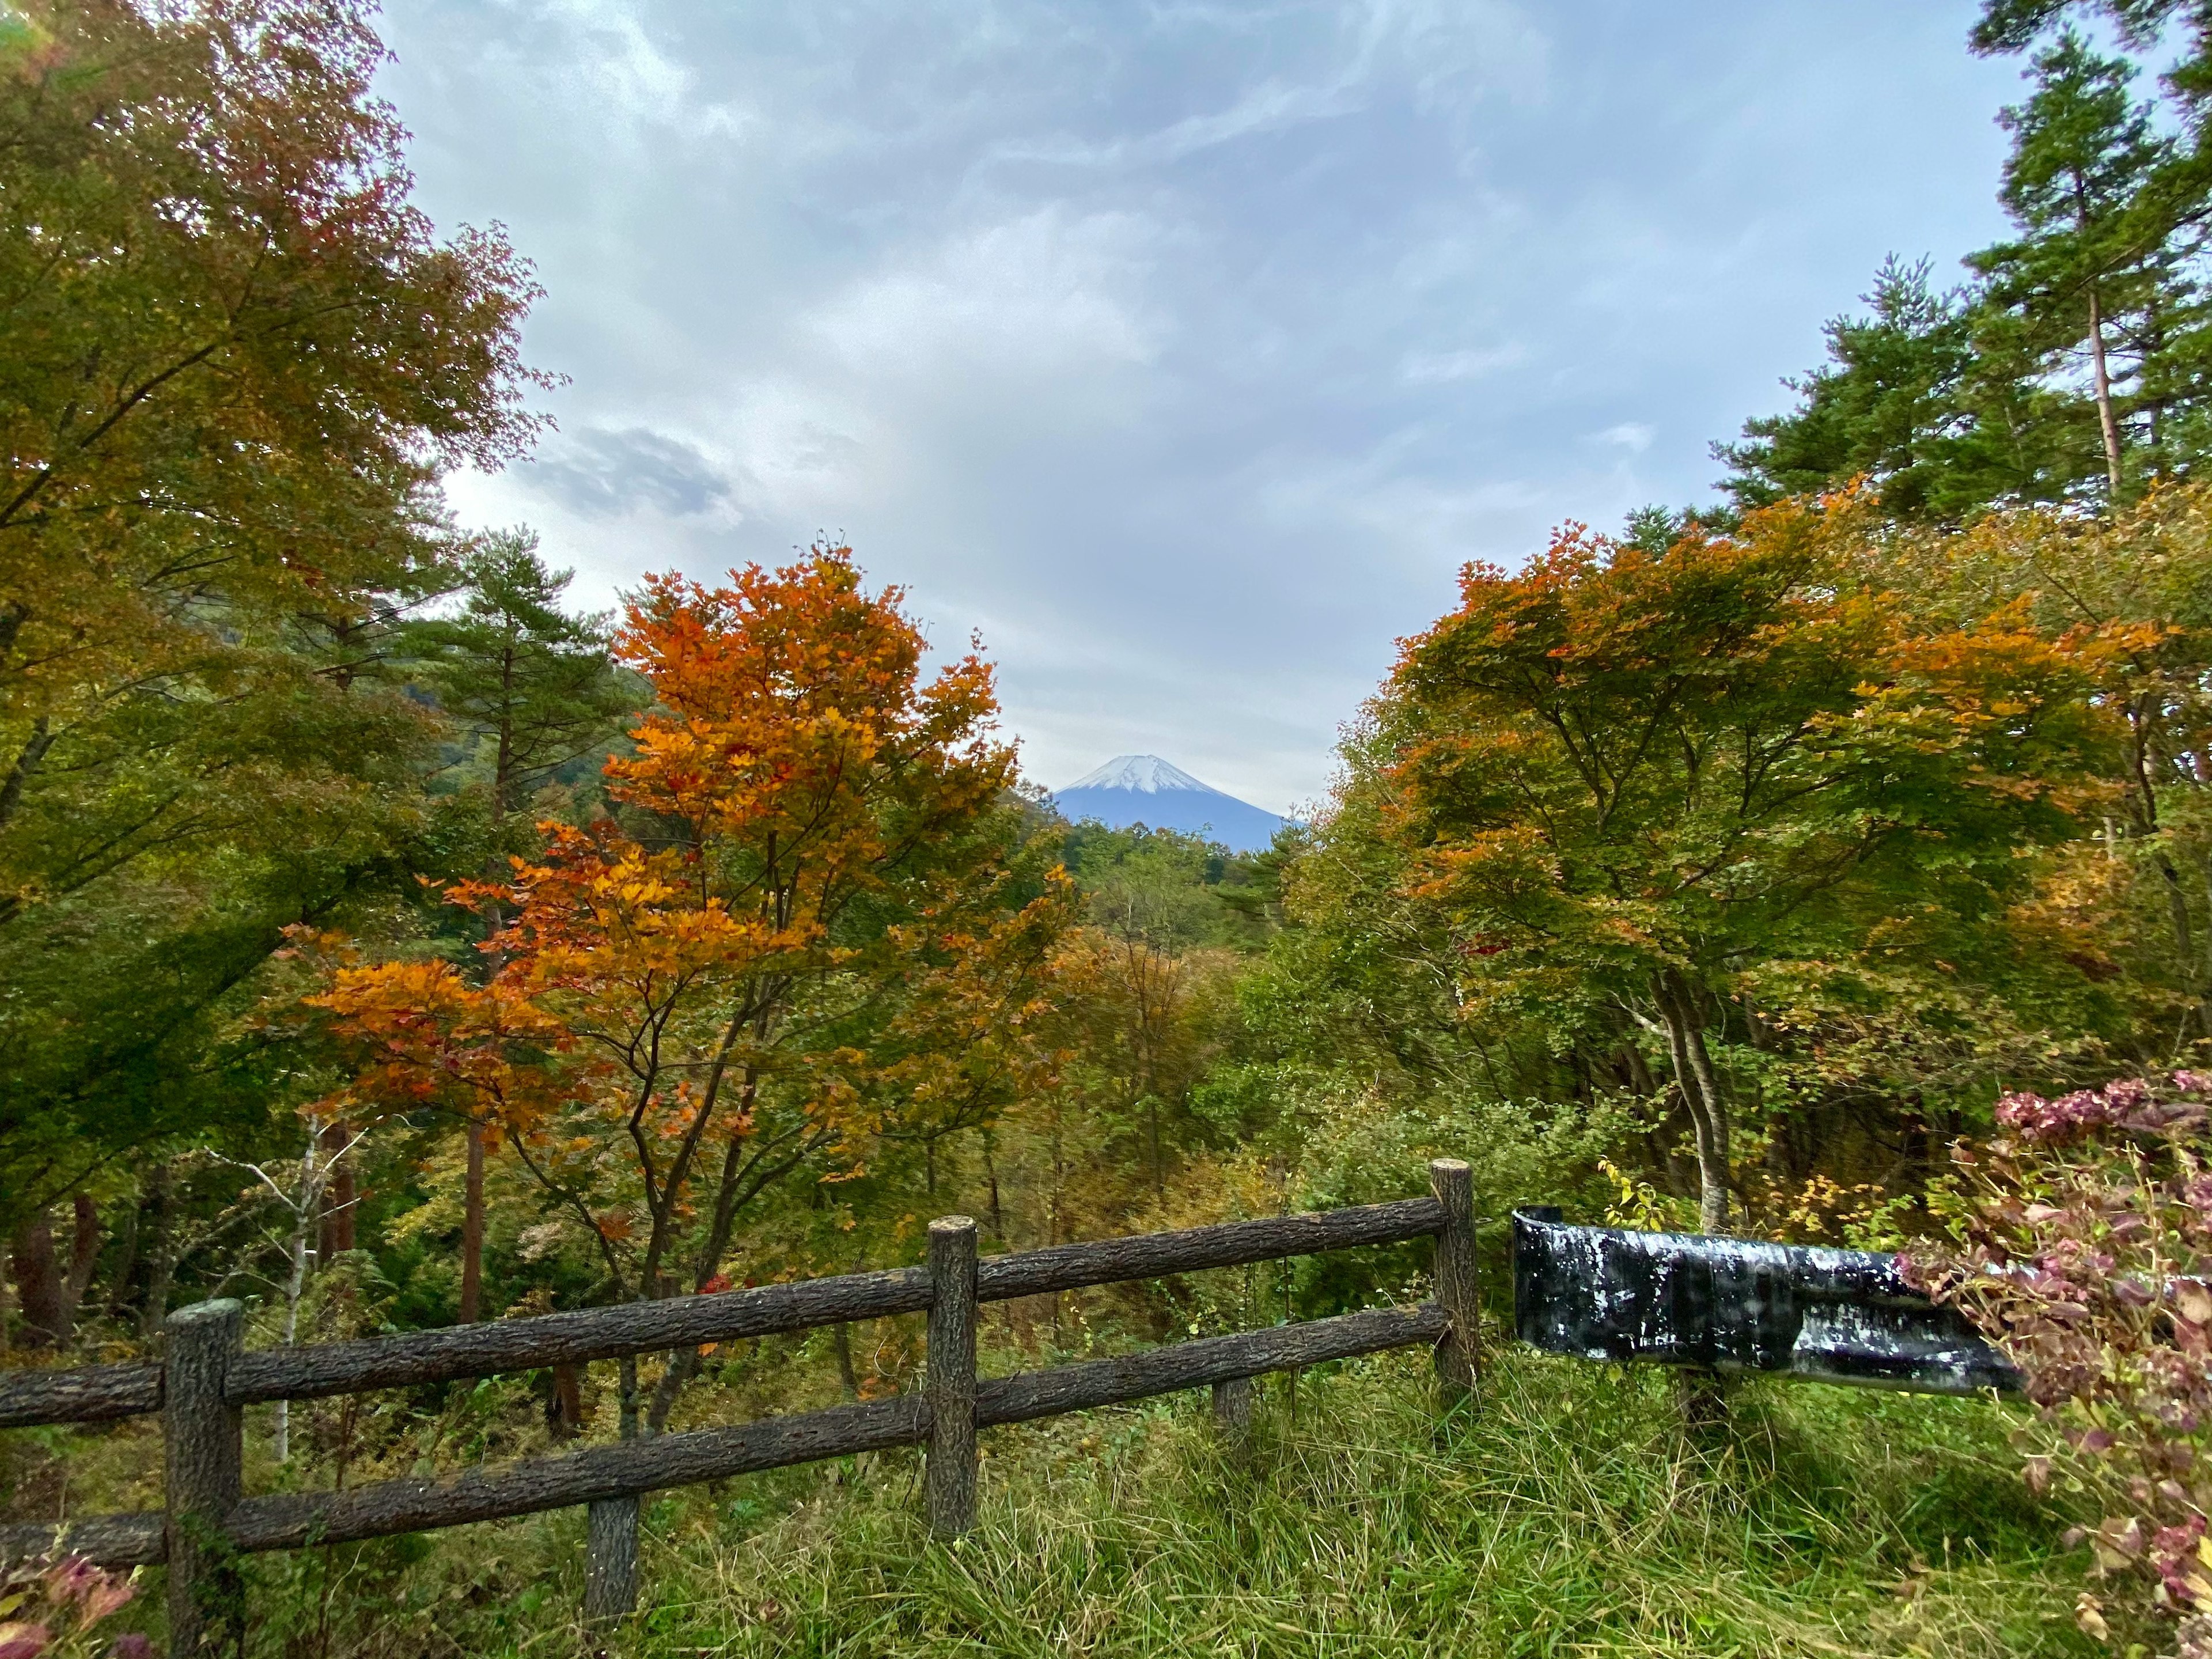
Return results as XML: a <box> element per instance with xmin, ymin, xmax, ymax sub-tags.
<box><xmin>244</xmin><ymin>1346</ymin><xmax>2099</xmax><ymax>1658</ymax></box>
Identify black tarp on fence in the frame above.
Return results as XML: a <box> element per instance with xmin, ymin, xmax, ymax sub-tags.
<box><xmin>1511</xmin><ymin>1207</ymin><xmax>2021</xmax><ymax>1396</ymax></box>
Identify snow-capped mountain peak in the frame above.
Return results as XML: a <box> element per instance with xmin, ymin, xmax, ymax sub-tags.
<box><xmin>1049</xmin><ymin>755</ymin><xmax>1286</xmax><ymax>853</ymax></box>
<box><xmin>1060</xmin><ymin>754</ymin><xmax>1207</xmax><ymax>794</ymax></box>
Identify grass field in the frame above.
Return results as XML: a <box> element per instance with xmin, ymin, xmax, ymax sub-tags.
<box><xmin>231</xmin><ymin>1344</ymin><xmax>2105</xmax><ymax>1659</ymax></box>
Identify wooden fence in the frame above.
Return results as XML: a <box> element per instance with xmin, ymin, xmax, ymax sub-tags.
<box><xmin>0</xmin><ymin>1160</ymin><xmax>1479</xmax><ymax>1656</ymax></box>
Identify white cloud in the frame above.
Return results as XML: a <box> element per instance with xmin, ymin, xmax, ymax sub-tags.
<box><xmin>381</xmin><ymin>0</ymin><xmax>2025</xmax><ymax>810</ymax></box>
<box><xmin>1400</xmin><ymin>343</ymin><xmax>1527</xmax><ymax>384</ymax></box>
<box><xmin>806</xmin><ymin>210</ymin><xmax>1162</xmax><ymax>383</ymax></box>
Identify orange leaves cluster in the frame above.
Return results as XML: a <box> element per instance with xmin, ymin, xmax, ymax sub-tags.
<box><xmin>305</xmin><ymin>547</ymin><xmax>1069</xmax><ymax>1295</ymax></box>
<box><xmin>610</xmin><ymin>553</ymin><xmax>1013</xmax><ymax>865</ymax></box>
<box><xmin>1384</xmin><ymin>489</ymin><xmax>2126</xmax><ymax>994</ymax></box>
<box><xmin>308</xmin><ymin>955</ymin><xmax>576</xmax><ymax>1146</ymax></box>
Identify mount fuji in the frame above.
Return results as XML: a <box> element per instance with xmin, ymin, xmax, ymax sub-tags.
<box><xmin>1050</xmin><ymin>755</ymin><xmax>1286</xmax><ymax>854</ymax></box>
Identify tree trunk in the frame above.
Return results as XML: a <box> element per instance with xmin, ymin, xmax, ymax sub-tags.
<box><xmin>617</xmin><ymin>1353</ymin><xmax>641</xmax><ymax>1441</ymax></box>
<box><xmin>460</xmin><ymin>1122</ymin><xmax>486</xmax><ymax>1324</ymax></box>
<box><xmin>2089</xmin><ymin>284</ymin><xmax>2126</xmax><ymax>494</ymax></box>
<box><xmin>106</xmin><ymin>1198</ymin><xmax>138</xmax><ymax>1325</ymax></box>
<box><xmin>274</xmin><ymin>1189</ymin><xmax>312</xmax><ymax>1464</ymax></box>
<box><xmin>2156</xmin><ymin>850</ymin><xmax>2212</xmax><ymax>1031</ymax></box>
<box><xmin>318</xmin><ymin>1120</ymin><xmax>357</xmax><ymax>1258</ymax></box>
<box><xmin>832</xmin><ymin>1321</ymin><xmax>859</xmax><ymax>1402</ymax></box>
<box><xmin>982</xmin><ymin>1127</ymin><xmax>1006</xmax><ymax>1248</ymax></box>
<box><xmin>547</xmin><ymin>1363</ymin><xmax>586</xmax><ymax>1439</ymax></box>
<box><xmin>1654</xmin><ymin>978</ymin><xmax>1730</xmax><ymax>1233</ymax></box>
<box><xmin>138</xmin><ymin>1165</ymin><xmax>173</xmax><ymax>1342</ymax></box>
<box><xmin>644</xmin><ymin>1346</ymin><xmax>703</xmax><ymax>1435</ymax></box>
<box><xmin>62</xmin><ymin>1194</ymin><xmax>100</xmax><ymax>1317</ymax></box>
<box><xmin>9</xmin><ymin>1209</ymin><xmax>65</xmax><ymax>1348</ymax></box>
<box><xmin>1146</xmin><ymin>1094</ymin><xmax>1164</xmax><ymax>1207</ymax></box>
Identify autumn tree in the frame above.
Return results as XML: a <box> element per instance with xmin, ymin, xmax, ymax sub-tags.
<box><xmin>0</xmin><ymin>0</ymin><xmax>546</xmax><ymax>1250</ymax></box>
<box><xmin>313</xmin><ymin>547</ymin><xmax>1071</xmax><ymax>1434</ymax></box>
<box><xmin>1383</xmin><ymin>496</ymin><xmax>2118</xmax><ymax>1230</ymax></box>
<box><xmin>1880</xmin><ymin>484</ymin><xmax>2212</xmax><ymax>1037</ymax></box>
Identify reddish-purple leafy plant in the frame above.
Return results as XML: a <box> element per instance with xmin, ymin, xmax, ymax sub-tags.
<box><xmin>0</xmin><ymin>1556</ymin><xmax>140</xmax><ymax>1659</ymax></box>
<box><xmin>1913</xmin><ymin>1072</ymin><xmax>2212</xmax><ymax>1654</ymax></box>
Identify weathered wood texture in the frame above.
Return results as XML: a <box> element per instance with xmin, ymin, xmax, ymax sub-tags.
<box><xmin>225</xmin><ymin>1395</ymin><xmax>930</xmax><ymax>1552</ymax></box>
<box><xmin>0</xmin><ymin>1198</ymin><xmax>1449</xmax><ymax>1429</ymax></box>
<box><xmin>583</xmin><ymin>1496</ymin><xmax>639</xmax><ymax>1622</ymax></box>
<box><xmin>0</xmin><ymin>1191</ymin><xmax>1457</xmax><ymax>1587</ymax></box>
<box><xmin>0</xmin><ymin>1309</ymin><xmax>1448</xmax><ymax>1568</ymax></box>
<box><xmin>0</xmin><ymin>1361</ymin><xmax>161</xmax><ymax>1429</ymax></box>
<box><xmin>226</xmin><ymin>1267</ymin><xmax>934</xmax><ymax>1404</ymax></box>
<box><xmin>925</xmin><ymin>1217</ymin><xmax>980</xmax><ymax>1539</ymax></box>
<box><xmin>975</xmin><ymin>1199</ymin><xmax>1442</xmax><ymax>1304</ymax></box>
<box><xmin>165</xmin><ymin>1299</ymin><xmax>243</xmax><ymax>1659</ymax></box>
<box><xmin>0</xmin><ymin>1512</ymin><xmax>165</xmax><ymax>1567</ymax></box>
<box><xmin>976</xmin><ymin>1304</ymin><xmax>1446</xmax><ymax>1427</ymax></box>
<box><xmin>1430</xmin><ymin>1160</ymin><xmax>1479</xmax><ymax>1395</ymax></box>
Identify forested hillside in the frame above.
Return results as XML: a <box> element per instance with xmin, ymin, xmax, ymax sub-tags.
<box><xmin>14</xmin><ymin>0</ymin><xmax>2212</xmax><ymax>1655</ymax></box>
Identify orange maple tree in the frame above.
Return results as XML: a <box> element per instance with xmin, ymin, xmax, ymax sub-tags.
<box><xmin>1382</xmin><ymin>493</ymin><xmax>2135</xmax><ymax>1231</ymax></box>
<box><xmin>310</xmin><ymin>547</ymin><xmax>1071</xmax><ymax>1430</ymax></box>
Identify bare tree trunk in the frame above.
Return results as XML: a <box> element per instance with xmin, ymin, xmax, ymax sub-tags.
<box><xmin>275</xmin><ymin>1138</ymin><xmax>319</xmax><ymax>1464</ymax></box>
<box><xmin>9</xmin><ymin>1210</ymin><xmax>64</xmax><ymax>1348</ymax></box>
<box><xmin>459</xmin><ymin>1122</ymin><xmax>486</xmax><ymax>1324</ymax></box>
<box><xmin>105</xmin><ymin>1199</ymin><xmax>138</xmax><ymax>1324</ymax></box>
<box><xmin>2155</xmin><ymin>850</ymin><xmax>2212</xmax><ymax>1034</ymax></box>
<box><xmin>61</xmin><ymin>1194</ymin><xmax>100</xmax><ymax>1319</ymax></box>
<box><xmin>982</xmin><ymin>1127</ymin><xmax>1006</xmax><ymax>1248</ymax></box>
<box><xmin>1654</xmin><ymin>978</ymin><xmax>1730</xmax><ymax>1233</ymax></box>
<box><xmin>318</xmin><ymin>1120</ymin><xmax>357</xmax><ymax>1258</ymax></box>
<box><xmin>138</xmin><ymin>1166</ymin><xmax>173</xmax><ymax>1342</ymax></box>
<box><xmin>617</xmin><ymin>1354</ymin><xmax>641</xmax><ymax>1441</ymax></box>
<box><xmin>832</xmin><ymin>1321</ymin><xmax>859</xmax><ymax>1402</ymax></box>
<box><xmin>1146</xmin><ymin>1095</ymin><xmax>1164</xmax><ymax>1207</ymax></box>
<box><xmin>2089</xmin><ymin>285</ymin><xmax>2125</xmax><ymax>494</ymax></box>
<box><xmin>547</xmin><ymin>1364</ymin><xmax>586</xmax><ymax>1438</ymax></box>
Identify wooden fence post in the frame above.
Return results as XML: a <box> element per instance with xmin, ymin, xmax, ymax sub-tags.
<box><xmin>165</xmin><ymin>1299</ymin><xmax>243</xmax><ymax>1659</ymax></box>
<box><xmin>1210</xmin><ymin>1375</ymin><xmax>1254</xmax><ymax>1457</ymax></box>
<box><xmin>582</xmin><ymin>1494</ymin><xmax>639</xmax><ymax>1621</ymax></box>
<box><xmin>1430</xmin><ymin>1159</ymin><xmax>1479</xmax><ymax>1403</ymax></box>
<box><xmin>925</xmin><ymin>1216</ymin><xmax>978</xmax><ymax>1538</ymax></box>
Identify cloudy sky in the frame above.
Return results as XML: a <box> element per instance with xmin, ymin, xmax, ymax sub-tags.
<box><xmin>377</xmin><ymin>0</ymin><xmax>2024</xmax><ymax>816</ymax></box>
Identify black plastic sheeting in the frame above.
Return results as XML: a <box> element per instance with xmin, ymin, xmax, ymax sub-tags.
<box><xmin>1511</xmin><ymin>1208</ymin><xmax>2022</xmax><ymax>1396</ymax></box>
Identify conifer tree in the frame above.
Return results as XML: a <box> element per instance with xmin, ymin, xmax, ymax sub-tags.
<box><xmin>402</xmin><ymin>533</ymin><xmax>637</xmax><ymax>1321</ymax></box>
<box><xmin>410</xmin><ymin>533</ymin><xmax>638</xmax><ymax>831</ymax></box>
<box><xmin>1713</xmin><ymin>257</ymin><xmax>1979</xmax><ymax>520</ymax></box>
<box><xmin>1968</xmin><ymin>31</ymin><xmax>2182</xmax><ymax>499</ymax></box>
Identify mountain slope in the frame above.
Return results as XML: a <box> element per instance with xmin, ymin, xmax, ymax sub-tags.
<box><xmin>1050</xmin><ymin>755</ymin><xmax>1285</xmax><ymax>853</ymax></box>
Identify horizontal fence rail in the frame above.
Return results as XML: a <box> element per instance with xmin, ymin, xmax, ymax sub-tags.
<box><xmin>7</xmin><ymin>1185</ymin><xmax>2022</xmax><ymax>1652</ymax></box>
<box><xmin>1511</xmin><ymin>1207</ymin><xmax>2023</xmax><ymax>1395</ymax></box>
<box><xmin>0</xmin><ymin>1165</ymin><xmax>1480</xmax><ymax>1654</ymax></box>
<box><xmin>0</xmin><ymin>1198</ymin><xmax>1451</xmax><ymax>1424</ymax></box>
<box><xmin>0</xmin><ymin>1361</ymin><xmax>162</xmax><ymax>1431</ymax></box>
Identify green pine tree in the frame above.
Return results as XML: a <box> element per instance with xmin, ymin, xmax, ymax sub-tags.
<box><xmin>1966</xmin><ymin>31</ymin><xmax>2184</xmax><ymax>501</ymax></box>
<box><xmin>397</xmin><ymin>530</ymin><xmax>638</xmax><ymax>1321</ymax></box>
<box><xmin>1712</xmin><ymin>256</ymin><xmax>1978</xmax><ymax>520</ymax></box>
<box><xmin>407</xmin><ymin>531</ymin><xmax>639</xmax><ymax>832</ymax></box>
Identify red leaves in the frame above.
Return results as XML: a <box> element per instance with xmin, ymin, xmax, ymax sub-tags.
<box><xmin>1918</xmin><ymin>1072</ymin><xmax>2212</xmax><ymax>1637</ymax></box>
